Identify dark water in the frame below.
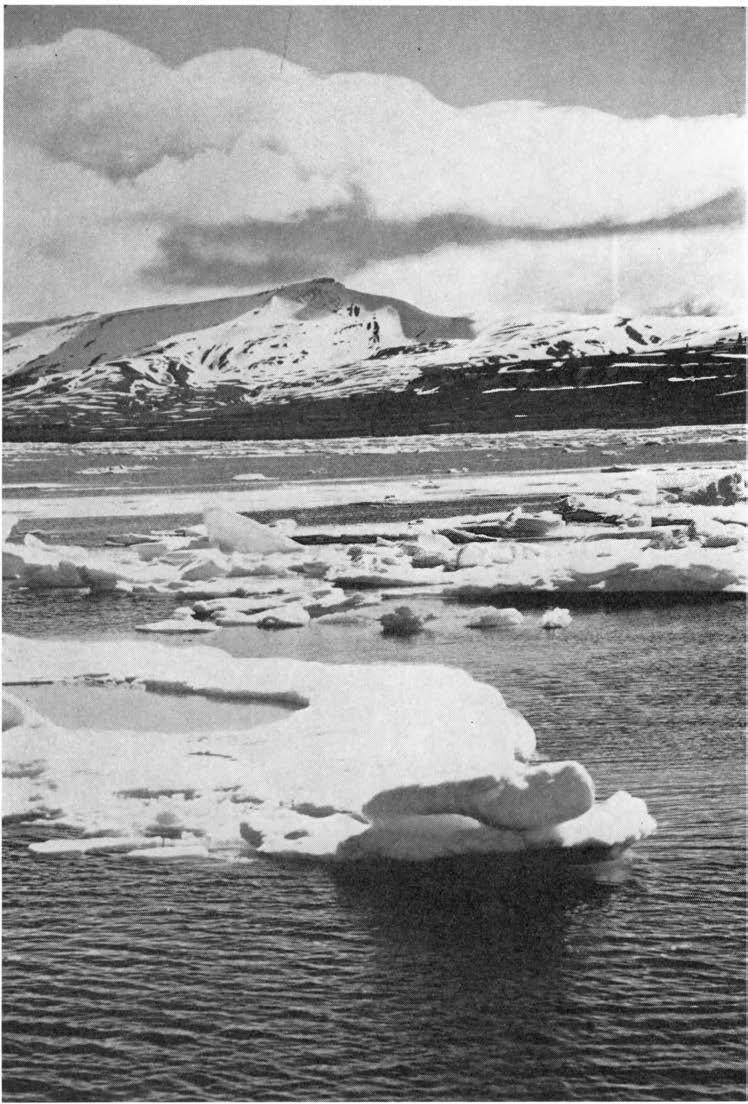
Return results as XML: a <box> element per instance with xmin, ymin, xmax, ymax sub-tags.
<box><xmin>3</xmin><ymin>604</ymin><xmax>745</xmax><ymax>1101</ymax></box>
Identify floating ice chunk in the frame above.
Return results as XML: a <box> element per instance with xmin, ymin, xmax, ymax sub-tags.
<box><xmin>500</xmin><ymin>508</ymin><xmax>565</xmax><ymax>539</ymax></box>
<box><xmin>136</xmin><ymin>618</ymin><xmax>220</xmax><ymax>634</ymax></box>
<box><xmin>23</xmin><ymin>560</ymin><xmax>85</xmax><ymax>589</ymax></box>
<box><xmin>232</xmin><ymin>473</ymin><xmax>269</xmax><ymax>482</ymax></box>
<box><xmin>132</xmin><ymin>540</ymin><xmax>172</xmax><ymax>561</ymax></box>
<box><xmin>212</xmin><ymin>610</ymin><xmax>262</xmax><ymax>626</ymax></box>
<box><xmin>380</xmin><ymin>606</ymin><xmax>427</xmax><ymax>637</ymax></box>
<box><xmin>225</xmin><ymin>552</ymin><xmax>297</xmax><ymax>578</ymax></box>
<box><xmin>440</xmin><ymin>527</ymin><xmax>494</xmax><ymax>545</ymax></box>
<box><xmin>363</xmin><ymin>762</ymin><xmax>594</xmax><ymax>831</ymax></box>
<box><xmin>448</xmin><ymin>537</ymin><xmax>748</xmax><ymax>597</ymax></box>
<box><xmin>23</xmin><ymin>533</ymin><xmax>88</xmax><ymax>563</ymax></box>
<box><xmin>124</xmin><ymin>844</ymin><xmax>212</xmax><ymax>860</ymax></box>
<box><xmin>672</xmin><ymin>469</ymin><xmax>745</xmax><ymax>507</ymax></box>
<box><xmin>3</xmin><ymin>534</ymin><xmax>183</xmax><ymax>592</ymax></box>
<box><xmin>403</xmin><ymin>532</ymin><xmax>456</xmax><ymax>569</ymax></box>
<box><xmin>314</xmin><ymin>610</ymin><xmax>380</xmax><ymax>626</ymax></box>
<box><xmin>195</xmin><ymin>585</ymin><xmax>299</xmax><ymax>612</ymax></box>
<box><xmin>466</xmin><ymin>607</ymin><xmax>524</xmax><ymax>629</ymax></box>
<box><xmin>2</xmin><ymin>546</ymin><xmax>26</xmax><ymax>579</ymax></box>
<box><xmin>525</xmin><ymin>791</ymin><xmax>656</xmax><ymax>850</ymax></box>
<box><xmin>213</xmin><ymin>600</ymin><xmax>312</xmax><ymax>629</ymax></box>
<box><xmin>3</xmin><ymin>637</ymin><xmax>657</xmax><ymax>866</ymax></box>
<box><xmin>455</xmin><ymin>544</ymin><xmax>502</xmax><ymax>571</ymax></box>
<box><xmin>179</xmin><ymin>555</ymin><xmax>229</xmax><ymax>582</ymax></box>
<box><xmin>455</xmin><ymin>541</ymin><xmax>534</xmax><ymax>571</ymax></box>
<box><xmin>30</xmin><ymin>836</ymin><xmax>159</xmax><ymax>855</ymax></box>
<box><xmin>3</xmin><ymin>515</ymin><xmax>17</xmax><ymax>541</ymax></box>
<box><xmin>303</xmin><ymin>589</ymin><xmax>371</xmax><ymax>619</ymax></box>
<box><xmin>78</xmin><ymin>565</ymin><xmax>120</xmax><ymax>592</ymax></box>
<box><xmin>204</xmin><ymin>507</ymin><xmax>301</xmax><ymax>555</ymax></box>
<box><xmin>255</xmin><ymin>603</ymin><xmax>311</xmax><ymax>629</ymax></box>
<box><xmin>339</xmin><ymin>794</ymin><xmax>656</xmax><ymax>862</ymax></box>
<box><xmin>333</xmin><ymin>559</ymin><xmax>446</xmax><ymax>589</ymax></box>
<box><xmin>196</xmin><ymin>594</ymin><xmax>291</xmax><ymax>617</ymax></box>
<box><xmin>541</xmin><ymin>608</ymin><xmax>572</xmax><ymax>630</ymax></box>
<box><xmin>695</xmin><ymin>523</ymin><xmax>744</xmax><ymax>549</ymax></box>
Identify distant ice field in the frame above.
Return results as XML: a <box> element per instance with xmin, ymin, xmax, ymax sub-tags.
<box><xmin>4</xmin><ymin>423</ymin><xmax>744</xmax><ymax>496</ymax></box>
<box><xmin>3</xmin><ymin>423</ymin><xmax>744</xmax><ymax>537</ymax></box>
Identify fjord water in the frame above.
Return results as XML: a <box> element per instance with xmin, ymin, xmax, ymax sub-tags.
<box><xmin>3</xmin><ymin>602</ymin><xmax>745</xmax><ymax>1101</ymax></box>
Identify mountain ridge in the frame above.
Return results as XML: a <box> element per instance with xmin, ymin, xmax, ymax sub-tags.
<box><xmin>3</xmin><ymin>278</ymin><xmax>744</xmax><ymax>441</ymax></box>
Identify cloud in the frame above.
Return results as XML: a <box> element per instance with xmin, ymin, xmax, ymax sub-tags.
<box><xmin>347</xmin><ymin>226</ymin><xmax>746</xmax><ymax>322</ymax></box>
<box><xmin>4</xmin><ymin>29</ymin><xmax>745</xmax><ymax>319</ymax></box>
<box><xmin>3</xmin><ymin>141</ymin><xmax>165</xmax><ymax>319</ymax></box>
<box><xmin>144</xmin><ymin>188</ymin><xmax>744</xmax><ymax>291</ymax></box>
<box><xmin>7</xmin><ymin>29</ymin><xmax>744</xmax><ymax>225</ymax></box>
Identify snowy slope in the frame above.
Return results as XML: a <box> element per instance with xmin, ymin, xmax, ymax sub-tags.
<box><xmin>3</xmin><ymin>278</ymin><xmax>744</xmax><ymax>439</ymax></box>
<box><xmin>59</xmin><ymin>294</ymin><xmax>413</xmax><ymax>404</ymax></box>
<box><xmin>3</xmin><ymin>313</ymin><xmax>96</xmax><ymax>378</ymax></box>
<box><xmin>3</xmin><ymin>279</ymin><xmax>471</xmax><ymax>388</ymax></box>
<box><xmin>438</xmin><ymin>314</ymin><xmax>742</xmax><ymax>363</ymax></box>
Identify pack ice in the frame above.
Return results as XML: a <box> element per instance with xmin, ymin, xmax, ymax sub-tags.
<box><xmin>3</xmin><ymin>636</ymin><xmax>655</xmax><ymax>865</ymax></box>
<box><xmin>3</xmin><ymin>469</ymin><xmax>746</xmax><ymax>610</ymax></box>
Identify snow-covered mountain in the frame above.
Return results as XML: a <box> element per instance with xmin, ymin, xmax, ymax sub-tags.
<box><xmin>3</xmin><ymin>278</ymin><xmax>744</xmax><ymax>440</ymax></box>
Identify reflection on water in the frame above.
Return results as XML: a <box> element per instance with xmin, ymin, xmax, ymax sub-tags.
<box><xmin>3</xmin><ymin>836</ymin><xmax>743</xmax><ymax>1102</ymax></box>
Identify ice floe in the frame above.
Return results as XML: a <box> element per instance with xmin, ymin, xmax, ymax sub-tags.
<box><xmin>204</xmin><ymin>507</ymin><xmax>301</xmax><ymax>554</ymax></box>
<box><xmin>466</xmin><ymin>607</ymin><xmax>525</xmax><ymax>629</ymax></box>
<box><xmin>77</xmin><ymin>465</ymin><xmax>154</xmax><ymax>475</ymax></box>
<box><xmin>3</xmin><ymin>638</ymin><xmax>656</xmax><ymax>865</ymax></box>
<box><xmin>3</xmin><ymin>473</ymin><xmax>746</xmax><ymax>627</ymax></box>
<box><xmin>380</xmin><ymin>606</ymin><xmax>430</xmax><ymax>637</ymax></box>
<box><xmin>541</xmin><ymin>608</ymin><xmax>573</xmax><ymax>630</ymax></box>
<box><xmin>446</xmin><ymin>540</ymin><xmax>746</xmax><ymax>597</ymax></box>
<box><xmin>136</xmin><ymin>618</ymin><xmax>220</xmax><ymax>634</ymax></box>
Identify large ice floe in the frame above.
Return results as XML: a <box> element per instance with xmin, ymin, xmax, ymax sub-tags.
<box><xmin>3</xmin><ymin>635</ymin><xmax>655</xmax><ymax>866</ymax></box>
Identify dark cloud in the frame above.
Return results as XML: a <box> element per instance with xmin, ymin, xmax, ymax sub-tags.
<box><xmin>145</xmin><ymin>189</ymin><xmax>744</xmax><ymax>290</ymax></box>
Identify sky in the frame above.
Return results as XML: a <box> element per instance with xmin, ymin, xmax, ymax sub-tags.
<box><xmin>4</xmin><ymin>5</ymin><xmax>746</xmax><ymax>322</ymax></box>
